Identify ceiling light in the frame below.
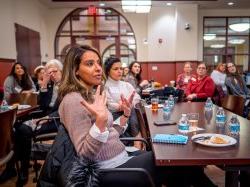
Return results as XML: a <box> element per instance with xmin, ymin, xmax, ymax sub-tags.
<box><xmin>122</xmin><ymin>0</ymin><xmax>152</xmax><ymax>13</ymax></box>
<box><xmin>166</xmin><ymin>3</ymin><xmax>172</xmax><ymax>6</ymax></box>
<box><xmin>203</xmin><ymin>34</ymin><xmax>216</xmax><ymax>41</ymax></box>
<box><xmin>210</xmin><ymin>44</ymin><xmax>225</xmax><ymax>48</ymax></box>
<box><xmin>228</xmin><ymin>2</ymin><xmax>234</xmax><ymax>6</ymax></box>
<box><xmin>99</xmin><ymin>3</ymin><xmax>105</xmax><ymax>7</ymax></box>
<box><xmin>229</xmin><ymin>23</ymin><xmax>250</xmax><ymax>32</ymax></box>
<box><xmin>228</xmin><ymin>39</ymin><xmax>245</xmax><ymax>44</ymax></box>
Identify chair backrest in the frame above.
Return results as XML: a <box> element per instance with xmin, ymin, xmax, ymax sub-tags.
<box><xmin>221</xmin><ymin>95</ymin><xmax>244</xmax><ymax>116</ymax></box>
<box><xmin>100</xmin><ymin>168</ymin><xmax>155</xmax><ymax>187</ymax></box>
<box><xmin>8</xmin><ymin>92</ymin><xmax>38</xmax><ymax>106</ymax></box>
<box><xmin>0</xmin><ymin>108</ymin><xmax>17</xmax><ymax>162</ymax></box>
<box><xmin>134</xmin><ymin>102</ymin><xmax>151</xmax><ymax>150</ymax></box>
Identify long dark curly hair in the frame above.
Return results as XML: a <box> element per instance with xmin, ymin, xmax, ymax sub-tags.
<box><xmin>10</xmin><ymin>62</ymin><xmax>33</xmax><ymax>90</ymax></box>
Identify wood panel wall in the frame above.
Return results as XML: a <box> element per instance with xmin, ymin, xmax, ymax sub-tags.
<box><xmin>0</xmin><ymin>58</ymin><xmax>15</xmax><ymax>87</ymax></box>
<box><xmin>140</xmin><ymin>61</ymin><xmax>199</xmax><ymax>86</ymax></box>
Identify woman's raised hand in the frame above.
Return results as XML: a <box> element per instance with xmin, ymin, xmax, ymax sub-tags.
<box><xmin>80</xmin><ymin>85</ymin><xmax>108</xmax><ymax>132</ymax></box>
<box><xmin>120</xmin><ymin>91</ymin><xmax>135</xmax><ymax>117</ymax></box>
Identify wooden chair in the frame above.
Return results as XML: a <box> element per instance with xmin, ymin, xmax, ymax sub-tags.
<box><xmin>221</xmin><ymin>95</ymin><xmax>245</xmax><ymax>117</ymax></box>
<box><xmin>7</xmin><ymin>92</ymin><xmax>38</xmax><ymax>106</ymax></box>
<box><xmin>0</xmin><ymin>108</ymin><xmax>17</xmax><ymax>166</ymax></box>
<box><xmin>134</xmin><ymin>102</ymin><xmax>151</xmax><ymax>150</ymax></box>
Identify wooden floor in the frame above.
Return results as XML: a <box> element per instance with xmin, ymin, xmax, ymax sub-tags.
<box><xmin>0</xmin><ymin>164</ymin><xmax>225</xmax><ymax>187</ymax></box>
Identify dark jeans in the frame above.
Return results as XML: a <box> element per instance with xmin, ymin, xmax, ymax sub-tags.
<box><xmin>118</xmin><ymin>151</ymin><xmax>216</xmax><ymax>187</ymax></box>
<box><xmin>10</xmin><ymin>120</ymin><xmax>58</xmax><ymax>172</ymax></box>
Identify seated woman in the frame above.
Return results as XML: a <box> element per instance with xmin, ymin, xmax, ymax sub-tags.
<box><xmin>225</xmin><ymin>62</ymin><xmax>250</xmax><ymax>117</ymax></box>
<box><xmin>3</xmin><ymin>62</ymin><xmax>36</xmax><ymax>101</ymax></box>
<box><xmin>122</xmin><ymin>66</ymin><xmax>129</xmax><ymax>80</ymax></box>
<box><xmin>32</xmin><ymin>65</ymin><xmax>45</xmax><ymax>91</ymax></box>
<box><xmin>225</xmin><ymin>62</ymin><xmax>249</xmax><ymax>98</ymax></box>
<box><xmin>124</xmin><ymin>61</ymin><xmax>149</xmax><ymax>94</ymax></box>
<box><xmin>38</xmin><ymin>59</ymin><xmax>63</xmax><ymax>114</ymax></box>
<box><xmin>104</xmin><ymin>57</ymin><xmax>141</xmax><ymax>147</ymax></box>
<box><xmin>38</xmin><ymin>45</ymin><xmax>217</xmax><ymax>187</ymax></box>
<box><xmin>211</xmin><ymin>62</ymin><xmax>227</xmax><ymax>96</ymax></box>
<box><xmin>176</xmin><ymin>62</ymin><xmax>195</xmax><ymax>93</ymax></box>
<box><xmin>0</xmin><ymin>59</ymin><xmax>63</xmax><ymax>186</ymax></box>
<box><xmin>186</xmin><ymin>62</ymin><xmax>215</xmax><ymax>102</ymax></box>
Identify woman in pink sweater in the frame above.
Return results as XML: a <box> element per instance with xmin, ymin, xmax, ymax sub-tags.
<box><xmin>57</xmin><ymin>45</ymin><xmax>216</xmax><ymax>187</ymax></box>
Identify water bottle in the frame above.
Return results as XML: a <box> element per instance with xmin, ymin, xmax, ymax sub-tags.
<box><xmin>216</xmin><ymin>107</ymin><xmax>226</xmax><ymax>127</ymax></box>
<box><xmin>228</xmin><ymin>115</ymin><xmax>240</xmax><ymax>135</ymax></box>
<box><xmin>204</xmin><ymin>97</ymin><xmax>213</xmax><ymax>111</ymax></box>
<box><xmin>163</xmin><ymin>100</ymin><xmax>171</xmax><ymax>120</ymax></box>
<box><xmin>168</xmin><ymin>95</ymin><xmax>175</xmax><ymax>110</ymax></box>
<box><xmin>178</xmin><ymin>114</ymin><xmax>189</xmax><ymax>133</ymax></box>
<box><xmin>0</xmin><ymin>99</ymin><xmax>9</xmax><ymax>110</ymax></box>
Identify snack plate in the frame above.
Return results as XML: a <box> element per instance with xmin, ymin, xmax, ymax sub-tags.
<box><xmin>191</xmin><ymin>133</ymin><xmax>237</xmax><ymax>147</ymax></box>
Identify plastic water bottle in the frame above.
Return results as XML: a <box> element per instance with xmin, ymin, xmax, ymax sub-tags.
<box><xmin>163</xmin><ymin>100</ymin><xmax>171</xmax><ymax>120</ymax></box>
<box><xmin>228</xmin><ymin>115</ymin><xmax>240</xmax><ymax>135</ymax></box>
<box><xmin>168</xmin><ymin>95</ymin><xmax>175</xmax><ymax>110</ymax></box>
<box><xmin>216</xmin><ymin>107</ymin><xmax>226</xmax><ymax>127</ymax></box>
<box><xmin>204</xmin><ymin>97</ymin><xmax>213</xmax><ymax>111</ymax></box>
<box><xmin>178</xmin><ymin>114</ymin><xmax>189</xmax><ymax>133</ymax></box>
<box><xmin>0</xmin><ymin>99</ymin><xmax>9</xmax><ymax>110</ymax></box>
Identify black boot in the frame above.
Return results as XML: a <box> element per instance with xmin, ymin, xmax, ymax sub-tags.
<box><xmin>16</xmin><ymin>161</ymin><xmax>29</xmax><ymax>186</ymax></box>
<box><xmin>0</xmin><ymin>167</ymin><xmax>17</xmax><ymax>184</ymax></box>
<box><xmin>0</xmin><ymin>160</ymin><xmax>17</xmax><ymax>184</ymax></box>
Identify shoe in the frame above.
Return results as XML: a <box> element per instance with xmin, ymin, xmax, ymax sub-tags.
<box><xmin>0</xmin><ymin>167</ymin><xmax>17</xmax><ymax>184</ymax></box>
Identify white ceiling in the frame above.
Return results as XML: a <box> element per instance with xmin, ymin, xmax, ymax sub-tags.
<box><xmin>39</xmin><ymin>0</ymin><xmax>250</xmax><ymax>9</ymax></box>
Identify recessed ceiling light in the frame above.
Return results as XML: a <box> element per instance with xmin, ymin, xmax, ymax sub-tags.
<box><xmin>166</xmin><ymin>3</ymin><xmax>172</xmax><ymax>6</ymax></box>
<box><xmin>99</xmin><ymin>3</ymin><xmax>105</xmax><ymax>7</ymax></box>
<box><xmin>210</xmin><ymin>44</ymin><xmax>225</xmax><ymax>48</ymax></box>
<box><xmin>228</xmin><ymin>2</ymin><xmax>234</xmax><ymax>6</ymax></box>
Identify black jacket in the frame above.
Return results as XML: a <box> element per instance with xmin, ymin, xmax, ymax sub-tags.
<box><xmin>37</xmin><ymin>125</ymin><xmax>99</xmax><ymax>187</ymax></box>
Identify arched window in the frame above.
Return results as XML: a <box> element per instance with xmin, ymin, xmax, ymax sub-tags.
<box><xmin>55</xmin><ymin>7</ymin><xmax>136</xmax><ymax>66</ymax></box>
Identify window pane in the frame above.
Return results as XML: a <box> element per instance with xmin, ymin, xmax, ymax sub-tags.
<box><xmin>204</xmin><ymin>27</ymin><xmax>226</xmax><ymax>35</ymax></box>
<box><xmin>97</xmin><ymin>15</ymin><xmax>118</xmax><ymax>35</ymax></box>
<box><xmin>204</xmin><ymin>36</ymin><xmax>226</xmax><ymax>54</ymax></box>
<box><xmin>228</xmin><ymin>17</ymin><xmax>250</xmax><ymax>35</ymax></box>
<box><xmin>227</xmin><ymin>36</ymin><xmax>249</xmax><ymax>54</ymax></box>
<box><xmin>233</xmin><ymin>55</ymin><xmax>249</xmax><ymax>72</ymax></box>
<box><xmin>204</xmin><ymin>18</ymin><xmax>226</xmax><ymax>27</ymax></box>
<box><xmin>72</xmin><ymin>16</ymin><xmax>93</xmax><ymax>36</ymax></box>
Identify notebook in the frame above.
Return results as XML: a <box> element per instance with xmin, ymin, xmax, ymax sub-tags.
<box><xmin>152</xmin><ymin>134</ymin><xmax>188</xmax><ymax>144</ymax></box>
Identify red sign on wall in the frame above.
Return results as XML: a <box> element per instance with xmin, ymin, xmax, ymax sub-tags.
<box><xmin>88</xmin><ymin>6</ymin><xmax>97</xmax><ymax>15</ymax></box>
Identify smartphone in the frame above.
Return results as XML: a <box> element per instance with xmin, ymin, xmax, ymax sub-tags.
<box><xmin>154</xmin><ymin>120</ymin><xmax>177</xmax><ymax>126</ymax></box>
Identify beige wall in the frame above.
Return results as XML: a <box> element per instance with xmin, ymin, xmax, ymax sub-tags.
<box><xmin>0</xmin><ymin>0</ymin><xmax>15</xmax><ymax>59</ymax></box>
<box><xmin>1</xmin><ymin>0</ymin><xmax>250</xmax><ymax>65</ymax></box>
<box><xmin>0</xmin><ymin>0</ymin><xmax>49</xmax><ymax>62</ymax></box>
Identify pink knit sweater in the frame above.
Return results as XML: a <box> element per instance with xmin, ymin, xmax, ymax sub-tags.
<box><xmin>59</xmin><ymin>92</ymin><xmax>125</xmax><ymax>161</ymax></box>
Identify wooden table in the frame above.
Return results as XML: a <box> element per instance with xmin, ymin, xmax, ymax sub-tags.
<box><xmin>145</xmin><ymin>102</ymin><xmax>250</xmax><ymax>187</ymax></box>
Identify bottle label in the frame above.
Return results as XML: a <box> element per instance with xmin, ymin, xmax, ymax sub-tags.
<box><xmin>163</xmin><ymin>106</ymin><xmax>171</xmax><ymax>113</ymax></box>
<box><xmin>178</xmin><ymin>123</ymin><xmax>189</xmax><ymax>131</ymax></box>
<box><xmin>216</xmin><ymin>115</ymin><xmax>226</xmax><ymax>123</ymax></box>
<box><xmin>229</xmin><ymin>124</ymin><xmax>240</xmax><ymax>134</ymax></box>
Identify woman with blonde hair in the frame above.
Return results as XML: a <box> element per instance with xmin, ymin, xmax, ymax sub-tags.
<box><xmin>210</xmin><ymin>62</ymin><xmax>227</xmax><ymax>95</ymax></box>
